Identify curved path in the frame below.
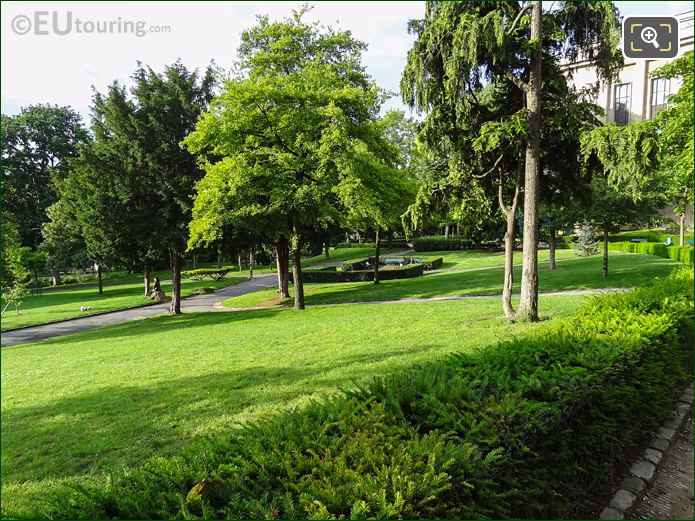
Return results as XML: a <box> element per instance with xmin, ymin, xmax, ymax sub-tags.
<box><xmin>1</xmin><ymin>274</ymin><xmax>277</xmax><ymax>347</ymax></box>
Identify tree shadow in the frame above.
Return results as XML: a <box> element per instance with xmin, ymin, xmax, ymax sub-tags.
<box><xmin>2</xmin><ymin>343</ymin><xmax>436</xmax><ymax>484</ymax></box>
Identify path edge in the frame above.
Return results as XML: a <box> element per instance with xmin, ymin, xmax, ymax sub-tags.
<box><xmin>599</xmin><ymin>381</ymin><xmax>694</xmax><ymax>520</ymax></box>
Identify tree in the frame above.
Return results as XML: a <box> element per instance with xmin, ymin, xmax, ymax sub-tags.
<box><xmin>58</xmin><ymin>63</ymin><xmax>215</xmax><ymax>309</ymax></box>
<box><xmin>1</xmin><ymin>213</ymin><xmax>29</xmax><ymax>315</ymax></box>
<box><xmin>582</xmin><ymin>177</ymin><xmax>658</xmax><ymax>277</ymax></box>
<box><xmin>186</xmin><ymin>9</ymin><xmax>396</xmax><ymax>310</ymax></box>
<box><xmin>402</xmin><ymin>1</ymin><xmax>622</xmax><ymax>321</ymax></box>
<box><xmin>653</xmin><ymin>51</ymin><xmax>694</xmax><ymax>245</ymax></box>
<box><xmin>2</xmin><ymin>105</ymin><xmax>87</xmax><ymax>248</ymax></box>
<box><xmin>40</xmin><ymin>198</ymin><xmax>88</xmax><ymax>286</ymax></box>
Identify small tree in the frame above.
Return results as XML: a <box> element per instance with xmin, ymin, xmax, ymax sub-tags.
<box><xmin>573</xmin><ymin>223</ymin><xmax>599</xmax><ymax>257</ymax></box>
<box><xmin>1</xmin><ymin>213</ymin><xmax>29</xmax><ymax>315</ymax></box>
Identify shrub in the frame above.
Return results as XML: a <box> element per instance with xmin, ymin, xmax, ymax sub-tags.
<box><xmin>414</xmin><ymin>257</ymin><xmax>443</xmax><ymax>270</ymax></box>
<box><xmin>335</xmin><ymin>241</ymin><xmax>410</xmax><ymax>249</ymax></box>
<box><xmin>609</xmin><ymin>242</ymin><xmax>694</xmax><ymax>264</ymax></box>
<box><xmin>181</xmin><ymin>267</ymin><xmax>233</xmax><ymax>281</ymax></box>
<box><xmin>573</xmin><ymin>223</ymin><xmax>599</xmax><ymax>256</ymax></box>
<box><xmin>412</xmin><ymin>236</ymin><xmax>499</xmax><ymax>252</ymax></box>
<box><xmin>340</xmin><ymin>258</ymin><xmax>371</xmax><ymax>271</ymax></box>
<box><xmin>42</xmin><ymin>269</ymin><xmax>694</xmax><ymax>520</ymax></box>
<box><xmin>293</xmin><ymin>263</ymin><xmax>425</xmax><ymax>283</ymax></box>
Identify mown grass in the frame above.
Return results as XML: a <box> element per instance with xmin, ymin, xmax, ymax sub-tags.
<box><xmin>414</xmin><ymin>247</ymin><xmax>578</xmax><ymax>270</ymax></box>
<box><xmin>1</xmin><ymin>294</ymin><xmax>583</xmax><ymax>517</ymax></box>
<box><xmin>1</xmin><ymin>276</ymin><xmax>244</xmax><ymax>331</ymax></box>
<box><xmin>223</xmin><ymin>253</ymin><xmax>680</xmax><ymax>308</ymax></box>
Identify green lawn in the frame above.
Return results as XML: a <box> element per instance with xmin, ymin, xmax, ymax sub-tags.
<box><xmin>414</xmin><ymin>247</ymin><xmax>578</xmax><ymax>270</ymax></box>
<box><xmin>1</xmin><ymin>276</ymin><xmax>244</xmax><ymax>331</ymax></box>
<box><xmin>223</xmin><ymin>253</ymin><xmax>680</xmax><ymax>308</ymax></box>
<box><xmin>1</xmin><ymin>294</ymin><xmax>582</xmax><ymax>517</ymax></box>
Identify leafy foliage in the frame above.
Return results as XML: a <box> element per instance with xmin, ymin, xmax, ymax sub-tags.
<box><xmin>181</xmin><ymin>267</ymin><xmax>234</xmax><ymax>282</ymax></box>
<box><xmin>573</xmin><ymin>223</ymin><xmax>599</xmax><ymax>257</ymax></box>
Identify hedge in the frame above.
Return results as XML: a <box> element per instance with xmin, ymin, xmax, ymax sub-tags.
<box><xmin>292</xmin><ymin>263</ymin><xmax>425</xmax><ymax>283</ymax></box>
<box><xmin>340</xmin><ymin>257</ymin><xmax>443</xmax><ymax>272</ymax></box>
<box><xmin>608</xmin><ymin>241</ymin><xmax>694</xmax><ymax>264</ymax></box>
<box><xmin>335</xmin><ymin>241</ymin><xmax>410</xmax><ymax>249</ymax></box>
<box><xmin>412</xmin><ymin>236</ymin><xmax>499</xmax><ymax>252</ymax></box>
<box><xmin>181</xmin><ymin>267</ymin><xmax>233</xmax><ymax>281</ymax></box>
<box><xmin>42</xmin><ymin>268</ymin><xmax>693</xmax><ymax>520</ymax></box>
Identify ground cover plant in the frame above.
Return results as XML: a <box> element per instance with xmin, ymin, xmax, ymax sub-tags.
<box><xmin>35</xmin><ymin>268</ymin><xmax>694</xmax><ymax>519</ymax></box>
<box><xmin>1</xmin><ymin>295</ymin><xmax>583</xmax><ymax>517</ymax></box>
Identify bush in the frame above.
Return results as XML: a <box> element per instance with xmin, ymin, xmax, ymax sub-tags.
<box><xmin>412</xmin><ymin>236</ymin><xmax>499</xmax><ymax>252</ymax></box>
<box><xmin>414</xmin><ymin>257</ymin><xmax>443</xmax><ymax>270</ymax></box>
<box><xmin>42</xmin><ymin>269</ymin><xmax>694</xmax><ymax>520</ymax></box>
<box><xmin>340</xmin><ymin>258</ymin><xmax>371</xmax><ymax>271</ymax></box>
<box><xmin>335</xmin><ymin>241</ymin><xmax>410</xmax><ymax>249</ymax></box>
<box><xmin>293</xmin><ymin>263</ymin><xmax>425</xmax><ymax>283</ymax></box>
<box><xmin>181</xmin><ymin>267</ymin><xmax>233</xmax><ymax>281</ymax></box>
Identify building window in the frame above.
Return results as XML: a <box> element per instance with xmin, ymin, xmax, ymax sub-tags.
<box><xmin>614</xmin><ymin>83</ymin><xmax>631</xmax><ymax>126</ymax></box>
<box><xmin>650</xmin><ymin>78</ymin><xmax>671</xmax><ymax>118</ymax></box>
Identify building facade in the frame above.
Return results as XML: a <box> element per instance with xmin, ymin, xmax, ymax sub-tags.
<box><xmin>563</xmin><ymin>10</ymin><xmax>694</xmax><ymax>227</ymax></box>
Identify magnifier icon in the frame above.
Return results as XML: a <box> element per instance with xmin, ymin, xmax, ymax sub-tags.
<box><xmin>641</xmin><ymin>26</ymin><xmax>660</xmax><ymax>48</ymax></box>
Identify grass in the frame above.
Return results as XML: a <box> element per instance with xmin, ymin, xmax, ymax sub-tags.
<box><xmin>222</xmin><ymin>253</ymin><xmax>680</xmax><ymax>308</ymax></box>
<box><xmin>1</xmin><ymin>294</ymin><xmax>582</xmax><ymax>517</ymax></box>
<box><xmin>1</xmin><ymin>276</ymin><xmax>244</xmax><ymax>331</ymax></box>
<box><xmin>413</xmin><ymin>247</ymin><xmax>578</xmax><ymax>270</ymax></box>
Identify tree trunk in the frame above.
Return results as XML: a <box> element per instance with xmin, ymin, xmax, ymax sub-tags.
<box><xmin>276</xmin><ymin>236</ymin><xmax>290</xmax><ymax>298</ymax></box>
<box><xmin>216</xmin><ymin>248</ymin><xmax>222</xmax><ymax>268</ymax></box>
<box><xmin>192</xmin><ymin>255</ymin><xmax>197</xmax><ymax>270</ymax></box>
<box><xmin>324</xmin><ymin>240</ymin><xmax>330</xmax><ymax>259</ymax></box>
<box><xmin>291</xmin><ymin>216</ymin><xmax>305</xmax><ymax>310</ymax></box>
<box><xmin>51</xmin><ymin>268</ymin><xmax>61</xmax><ymax>286</ymax></box>
<box><xmin>679</xmin><ymin>213</ymin><xmax>686</xmax><ymax>246</ymax></box>
<box><xmin>97</xmin><ymin>264</ymin><xmax>103</xmax><ymax>295</ymax></box>
<box><xmin>249</xmin><ymin>250</ymin><xmax>254</xmax><ymax>279</ymax></box>
<box><xmin>516</xmin><ymin>0</ymin><xmax>542</xmax><ymax>322</ymax></box>
<box><xmin>144</xmin><ymin>264</ymin><xmax>151</xmax><ymax>296</ymax></box>
<box><xmin>445</xmin><ymin>224</ymin><xmax>450</xmax><ymax>239</ymax></box>
<box><xmin>548</xmin><ymin>226</ymin><xmax>557</xmax><ymax>270</ymax></box>
<box><xmin>238</xmin><ymin>254</ymin><xmax>242</xmax><ymax>272</ymax></box>
<box><xmin>170</xmin><ymin>253</ymin><xmax>182</xmax><ymax>315</ymax></box>
<box><xmin>455</xmin><ymin>222</ymin><xmax>460</xmax><ymax>237</ymax></box>
<box><xmin>603</xmin><ymin>224</ymin><xmax>609</xmax><ymax>278</ymax></box>
<box><xmin>499</xmin><ymin>166</ymin><xmax>521</xmax><ymax>322</ymax></box>
<box><xmin>373</xmin><ymin>229</ymin><xmax>381</xmax><ymax>285</ymax></box>
<box><xmin>387</xmin><ymin>230</ymin><xmax>393</xmax><ymax>249</ymax></box>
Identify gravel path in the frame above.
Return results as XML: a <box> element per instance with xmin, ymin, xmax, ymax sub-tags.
<box><xmin>631</xmin><ymin>414</ymin><xmax>694</xmax><ymax>520</ymax></box>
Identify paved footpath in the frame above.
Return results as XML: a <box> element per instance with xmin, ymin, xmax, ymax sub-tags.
<box><xmin>1</xmin><ymin>273</ymin><xmax>277</xmax><ymax>347</ymax></box>
<box><xmin>631</xmin><ymin>413</ymin><xmax>694</xmax><ymax>520</ymax></box>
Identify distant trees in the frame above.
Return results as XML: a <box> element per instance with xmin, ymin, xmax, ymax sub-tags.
<box><xmin>186</xmin><ymin>9</ymin><xmax>406</xmax><ymax>308</ymax></box>
<box><xmin>1</xmin><ymin>213</ymin><xmax>28</xmax><ymax>315</ymax></box>
<box><xmin>2</xmin><ymin>105</ymin><xmax>87</xmax><ymax>248</ymax></box>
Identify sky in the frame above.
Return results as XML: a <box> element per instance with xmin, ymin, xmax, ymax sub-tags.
<box><xmin>2</xmin><ymin>1</ymin><xmax>692</xmax><ymax>121</ymax></box>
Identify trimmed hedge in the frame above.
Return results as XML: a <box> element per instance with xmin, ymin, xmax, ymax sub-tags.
<box><xmin>608</xmin><ymin>241</ymin><xmax>694</xmax><ymax>264</ymax></box>
<box><xmin>293</xmin><ymin>263</ymin><xmax>425</xmax><ymax>283</ymax></box>
<box><xmin>340</xmin><ymin>257</ymin><xmax>443</xmax><ymax>272</ymax></box>
<box><xmin>412</xmin><ymin>236</ymin><xmax>499</xmax><ymax>252</ymax></box>
<box><xmin>42</xmin><ymin>268</ymin><xmax>694</xmax><ymax>520</ymax></box>
<box><xmin>416</xmin><ymin>256</ymin><xmax>443</xmax><ymax>270</ymax></box>
<box><xmin>335</xmin><ymin>241</ymin><xmax>410</xmax><ymax>249</ymax></box>
<box><xmin>340</xmin><ymin>258</ymin><xmax>371</xmax><ymax>271</ymax></box>
<box><xmin>181</xmin><ymin>267</ymin><xmax>234</xmax><ymax>281</ymax></box>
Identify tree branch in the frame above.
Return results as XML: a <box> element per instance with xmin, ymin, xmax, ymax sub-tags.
<box><xmin>507</xmin><ymin>4</ymin><xmax>531</xmax><ymax>35</ymax></box>
<box><xmin>473</xmin><ymin>153</ymin><xmax>504</xmax><ymax>179</ymax></box>
<box><xmin>505</xmin><ymin>70</ymin><xmax>529</xmax><ymax>93</ymax></box>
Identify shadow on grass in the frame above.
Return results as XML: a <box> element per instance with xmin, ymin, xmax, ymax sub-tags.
<box><xmin>2</xmin><ymin>342</ymin><xmax>436</xmax><ymax>484</ymax></box>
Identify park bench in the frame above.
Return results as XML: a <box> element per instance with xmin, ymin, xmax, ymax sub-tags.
<box><xmin>688</xmin><ymin>239</ymin><xmax>694</xmax><ymax>246</ymax></box>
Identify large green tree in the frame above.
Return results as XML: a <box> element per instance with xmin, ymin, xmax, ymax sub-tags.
<box><xmin>2</xmin><ymin>105</ymin><xmax>87</xmax><ymax>248</ymax></box>
<box><xmin>402</xmin><ymin>1</ymin><xmax>622</xmax><ymax>321</ymax></box>
<box><xmin>186</xmin><ymin>10</ymin><xmax>397</xmax><ymax>309</ymax></box>
<box><xmin>653</xmin><ymin>51</ymin><xmax>694</xmax><ymax>245</ymax></box>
